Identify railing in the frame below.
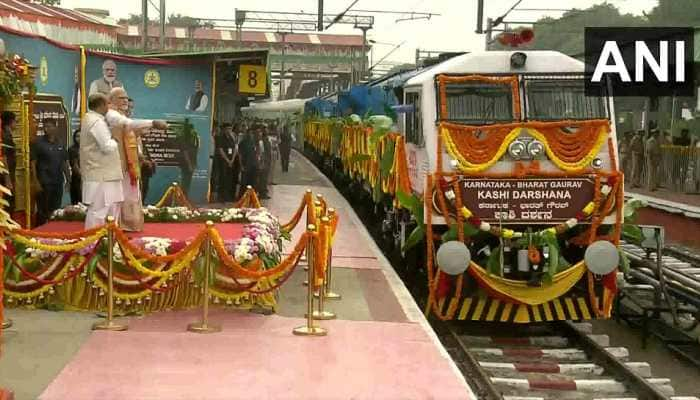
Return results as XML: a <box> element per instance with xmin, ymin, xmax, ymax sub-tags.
<box><xmin>621</xmin><ymin>145</ymin><xmax>700</xmax><ymax>194</ymax></box>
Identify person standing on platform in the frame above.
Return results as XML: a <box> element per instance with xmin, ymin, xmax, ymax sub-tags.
<box><xmin>645</xmin><ymin>130</ymin><xmax>661</xmax><ymax>192</ymax></box>
<box><xmin>238</xmin><ymin>123</ymin><xmax>258</xmax><ymax>199</ymax></box>
<box><xmin>256</xmin><ymin>125</ymin><xmax>272</xmax><ymax>200</ymax></box>
<box><xmin>215</xmin><ymin>123</ymin><xmax>239</xmax><ymax>202</ymax></box>
<box><xmin>673</xmin><ymin>128</ymin><xmax>692</xmax><ymax>191</ymax></box>
<box><xmin>31</xmin><ymin>119</ymin><xmax>70</xmax><ymax>226</ymax></box>
<box><xmin>106</xmin><ymin>87</ymin><xmax>167</xmax><ymax>231</ymax></box>
<box><xmin>209</xmin><ymin>123</ymin><xmax>221</xmax><ymax>202</ymax></box>
<box><xmin>1</xmin><ymin>111</ymin><xmax>17</xmax><ymax>212</ymax></box>
<box><xmin>68</xmin><ymin>129</ymin><xmax>82</xmax><ymax>205</ymax></box>
<box><xmin>279</xmin><ymin>118</ymin><xmax>292</xmax><ymax>173</ymax></box>
<box><xmin>629</xmin><ymin>130</ymin><xmax>645</xmax><ymax>188</ymax></box>
<box><xmin>81</xmin><ymin>94</ymin><xmax>123</xmax><ymax>229</ymax></box>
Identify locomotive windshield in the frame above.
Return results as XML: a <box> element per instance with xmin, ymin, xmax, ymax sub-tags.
<box><xmin>443</xmin><ymin>82</ymin><xmax>514</xmax><ymax>124</ymax></box>
<box><xmin>525</xmin><ymin>79</ymin><xmax>607</xmax><ymax>121</ymax></box>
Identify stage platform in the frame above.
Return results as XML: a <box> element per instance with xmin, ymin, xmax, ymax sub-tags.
<box><xmin>0</xmin><ymin>151</ymin><xmax>473</xmax><ymax>400</ymax></box>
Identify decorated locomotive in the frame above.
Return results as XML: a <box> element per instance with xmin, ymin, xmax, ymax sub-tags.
<box><xmin>304</xmin><ymin>50</ymin><xmax>624</xmax><ymax>323</ymax></box>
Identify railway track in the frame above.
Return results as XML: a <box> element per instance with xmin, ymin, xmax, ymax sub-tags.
<box><xmin>435</xmin><ymin>321</ymin><xmax>697</xmax><ymax>400</ymax></box>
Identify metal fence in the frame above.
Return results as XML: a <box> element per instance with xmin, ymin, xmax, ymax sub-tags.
<box><xmin>621</xmin><ymin>145</ymin><xmax>700</xmax><ymax>193</ymax></box>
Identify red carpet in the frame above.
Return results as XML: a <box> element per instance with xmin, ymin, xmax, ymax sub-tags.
<box><xmin>35</xmin><ymin>221</ymin><xmax>245</xmax><ymax>241</ymax></box>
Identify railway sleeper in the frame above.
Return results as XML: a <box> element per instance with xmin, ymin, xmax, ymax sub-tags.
<box><xmin>467</xmin><ymin>347</ymin><xmax>629</xmax><ymax>362</ymax></box>
<box><xmin>491</xmin><ymin>377</ymin><xmax>674</xmax><ymax>396</ymax></box>
<box><xmin>459</xmin><ymin>334</ymin><xmax>610</xmax><ymax>348</ymax></box>
<box><xmin>479</xmin><ymin>361</ymin><xmax>651</xmax><ymax>378</ymax></box>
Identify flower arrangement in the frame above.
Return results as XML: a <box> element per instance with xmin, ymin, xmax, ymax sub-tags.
<box><xmin>0</xmin><ymin>54</ymin><xmax>35</xmax><ymax>104</ymax></box>
<box><xmin>52</xmin><ymin>205</ymin><xmax>271</xmax><ymax>225</ymax></box>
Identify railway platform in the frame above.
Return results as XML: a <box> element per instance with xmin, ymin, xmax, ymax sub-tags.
<box><xmin>0</xmin><ymin>151</ymin><xmax>472</xmax><ymax>400</ymax></box>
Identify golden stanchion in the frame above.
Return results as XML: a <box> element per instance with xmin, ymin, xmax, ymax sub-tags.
<box><xmin>309</xmin><ymin>217</ymin><xmax>335</xmax><ymax>320</ymax></box>
<box><xmin>304</xmin><ymin>199</ymin><xmax>325</xmax><ymax>286</ymax></box>
<box><xmin>301</xmin><ymin>189</ymin><xmax>313</xmax><ymax>269</ymax></box>
<box><xmin>293</xmin><ymin>224</ymin><xmax>327</xmax><ymax>336</ymax></box>
<box><xmin>92</xmin><ymin>216</ymin><xmax>128</xmax><ymax>331</ymax></box>
<box><xmin>171</xmin><ymin>182</ymin><xmax>179</xmax><ymax>207</ymax></box>
<box><xmin>188</xmin><ymin>221</ymin><xmax>221</xmax><ymax>333</ymax></box>
<box><xmin>1</xmin><ymin>319</ymin><xmax>12</xmax><ymax>329</ymax></box>
<box><xmin>319</xmin><ymin>208</ymin><xmax>341</xmax><ymax>300</ymax></box>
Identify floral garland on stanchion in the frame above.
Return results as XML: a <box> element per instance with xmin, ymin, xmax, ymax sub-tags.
<box><xmin>154</xmin><ymin>183</ymin><xmax>194</xmax><ymax>209</ymax></box>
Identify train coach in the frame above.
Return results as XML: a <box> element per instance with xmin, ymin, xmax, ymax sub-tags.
<box><xmin>303</xmin><ymin>50</ymin><xmax>624</xmax><ymax>323</ymax></box>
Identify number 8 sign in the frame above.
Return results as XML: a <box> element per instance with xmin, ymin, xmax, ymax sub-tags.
<box><xmin>239</xmin><ymin>65</ymin><xmax>267</xmax><ymax>95</ymax></box>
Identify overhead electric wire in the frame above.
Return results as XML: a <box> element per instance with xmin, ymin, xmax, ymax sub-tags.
<box><xmin>325</xmin><ymin>0</ymin><xmax>361</xmax><ymax>30</ymax></box>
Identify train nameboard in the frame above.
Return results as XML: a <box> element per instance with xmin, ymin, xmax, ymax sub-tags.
<box><xmin>459</xmin><ymin>178</ymin><xmax>595</xmax><ymax>223</ymax></box>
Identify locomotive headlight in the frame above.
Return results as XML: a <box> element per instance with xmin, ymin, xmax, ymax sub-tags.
<box><xmin>508</xmin><ymin>140</ymin><xmax>526</xmax><ymax>159</ymax></box>
<box><xmin>591</xmin><ymin>158</ymin><xmax>604</xmax><ymax>169</ymax></box>
<box><xmin>584</xmin><ymin>240</ymin><xmax>619</xmax><ymax>276</ymax></box>
<box><xmin>436</xmin><ymin>241</ymin><xmax>471</xmax><ymax>275</ymax></box>
<box><xmin>527</xmin><ymin>140</ymin><xmax>544</xmax><ymax>158</ymax></box>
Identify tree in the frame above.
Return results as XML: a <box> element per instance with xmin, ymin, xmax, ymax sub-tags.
<box><xmin>168</xmin><ymin>14</ymin><xmax>214</xmax><ymax>29</ymax></box>
<box><xmin>32</xmin><ymin>0</ymin><xmax>60</xmax><ymax>5</ymax></box>
<box><xmin>645</xmin><ymin>0</ymin><xmax>700</xmax><ymax>27</ymax></box>
<box><xmin>118</xmin><ymin>14</ymin><xmax>151</xmax><ymax>26</ymax></box>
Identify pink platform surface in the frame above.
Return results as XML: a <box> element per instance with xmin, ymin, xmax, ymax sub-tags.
<box><xmin>39</xmin><ymin>310</ymin><xmax>470</xmax><ymax>400</ymax></box>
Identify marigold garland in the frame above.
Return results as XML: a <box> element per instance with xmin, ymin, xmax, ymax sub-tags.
<box><xmin>441</xmin><ymin>120</ymin><xmax>611</xmax><ymax>174</ymax></box>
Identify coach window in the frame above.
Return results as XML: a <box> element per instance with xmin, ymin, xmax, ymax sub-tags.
<box><xmin>442</xmin><ymin>82</ymin><xmax>514</xmax><ymax>125</ymax></box>
<box><xmin>405</xmin><ymin>91</ymin><xmax>424</xmax><ymax>146</ymax></box>
<box><xmin>525</xmin><ymin>79</ymin><xmax>607</xmax><ymax>121</ymax></box>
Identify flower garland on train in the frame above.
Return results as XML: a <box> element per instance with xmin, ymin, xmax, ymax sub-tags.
<box><xmin>304</xmin><ymin>116</ymin><xmax>411</xmax><ymax>206</ymax></box>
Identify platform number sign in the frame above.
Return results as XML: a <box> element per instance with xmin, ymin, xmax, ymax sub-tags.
<box><xmin>239</xmin><ymin>65</ymin><xmax>267</xmax><ymax>95</ymax></box>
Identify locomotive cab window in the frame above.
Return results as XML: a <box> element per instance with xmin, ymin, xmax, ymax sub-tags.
<box><xmin>405</xmin><ymin>91</ymin><xmax>424</xmax><ymax>146</ymax></box>
<box><xmin>440</xmin><ymin>82</ymin><xmax>514</xmax><ymax>124</ymax></box>
<box><xmin>525</xmin><ymin>79</ymin><xmax>607</xmax><ymax>121</ymax></box>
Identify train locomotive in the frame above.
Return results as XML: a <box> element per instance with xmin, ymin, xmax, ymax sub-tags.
<box><xmin>298</xmin><ymin>50</ymin><xmax>624</xmax><ymax>323</ymax></box>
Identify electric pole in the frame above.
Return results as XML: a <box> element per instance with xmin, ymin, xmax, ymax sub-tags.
<box><xmin>318</xmin><ymin>0</ymin><xmax>324</xmax><ymax>31</ymax></box>
<box><xmin>141</xmin><ymin>0</ymin><xmax>148</xmax><ymax>52</ymax></box>
<box><xmin>160</xmin><ymin>0</ymin><xmax>166</xmax><ymax>51</ymax></box>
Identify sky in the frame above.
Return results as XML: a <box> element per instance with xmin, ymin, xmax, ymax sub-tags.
<box><xmin>61</xmin><ymin>0</ymin><xmax>659</xmax><ymax>66</ymax></box>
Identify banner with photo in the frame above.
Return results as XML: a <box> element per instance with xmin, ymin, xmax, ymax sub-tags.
<box><xmin>0</xmin><ymin>28</ymin><xmax>214</xmax><ymax>205</ymax></box>
<box><xmin>85</xmin><ymin>55</ymin><xmax>212</xmax><ymax>204</ymax></box>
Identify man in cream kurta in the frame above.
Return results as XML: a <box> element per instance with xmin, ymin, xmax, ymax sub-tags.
<box><xmin>106</xmin><ymin>87</ymin><xmax>167</xmax><ymax>231</ymax></box>
<box><xmin>81</xmin><ymin>93</ymin><xmax>124</xmax><ymax>229</ymax></box>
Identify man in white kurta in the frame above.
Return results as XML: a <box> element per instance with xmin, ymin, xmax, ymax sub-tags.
<box><xmin>105</xmin><ymin>87</ymin><xmax>167</xmax><ymax>231</ymax></box>
<box><xmin>80</xmin><ymin>94</ymin><xmax>124</xmax><ymax>229</ymax></box>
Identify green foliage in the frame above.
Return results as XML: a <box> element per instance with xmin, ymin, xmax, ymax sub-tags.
<box><xmin>486</xmin><ymin>246</ymin><xmax>502</xmax><ymax>276</ymax></box>
<box><xmin>622</xmin><ymin>199</ymin><xmax>647</xmax><ymax>244</ymax></box>
<box><xmin>619</xmin><ymin>251</ymin><xmax>631</xmax><ymax>275</ymax></box>
<box><xmin>397</xmin><ymin>190</ymin><xmax>426</xmax><ymax>252</ymax></box>
<box><xmin>33</xmin><ymin>0</ymin><xmax>60</xmax><ymax>5</ymax></box>
<box><xmin>441</xmin><ymin>223</ymin><xmax>479</xmax><ymax>243</ymax></box>
<box><xmin>646</xmin><ymin>0</ymin><xmax>700</xmax><ymax>27</ymax></box>
<box><xmin>380</xmin><ymin>141</ymin><xmax>395</xmax><ymax>179</ymax></box>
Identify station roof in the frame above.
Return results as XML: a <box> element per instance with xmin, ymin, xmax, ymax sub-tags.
<box><xmin>118</xmin><ymin>25</ymin><xmax>364</xmax><ymax>47</ymax></box>
<box><xmin>0</xmin><ymin>0</ymin><xmax>117</xmax><ymax>29</ymax></box>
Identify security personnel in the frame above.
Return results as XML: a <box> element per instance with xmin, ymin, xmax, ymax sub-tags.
<box><xmin>32</xmin><ymin>119</ymin><xmax>70</xmax><ymax>225</ymax></box>
<box><xmin>629</xmin><ymin>130</ymin><xmax>645</xmax><ymax>188</ymax></box>
<box><xmin>645</xmin><ymin>130</ymin><xmax>661</xmax><ymax>191</ymax></box>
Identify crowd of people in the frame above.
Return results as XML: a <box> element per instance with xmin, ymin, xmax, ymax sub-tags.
<box><xmin>209</xmin><ymin>117</ymin><xmax>293</xmax><ymax>203</ymax></box>
<box><xmin>619</xmin><ymin>126</ymin><xmax>700</xmax><ymax>192</ymax></box>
